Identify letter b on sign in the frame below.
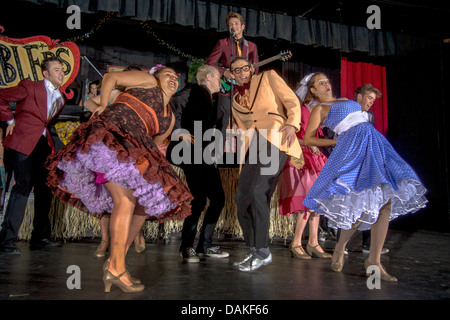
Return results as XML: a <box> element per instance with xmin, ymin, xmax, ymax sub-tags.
<box><xmin>366</xmin><ymin>5</ymin><xmax>381</xmax><ymax>30</ymax></box>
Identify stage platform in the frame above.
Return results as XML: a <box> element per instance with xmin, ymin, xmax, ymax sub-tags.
<box><xmin>0</xmin><ymin>228</ymin><xmax>449</xmax><ymax>306</ymax></box>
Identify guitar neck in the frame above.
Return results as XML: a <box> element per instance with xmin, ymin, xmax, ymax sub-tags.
<box><xmin>253</xmin><ymin>55</ymin><xmax>282</xmax><ymax>68</ymax></box>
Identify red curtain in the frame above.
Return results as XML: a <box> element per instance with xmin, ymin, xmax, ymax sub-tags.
<box><xmin>340</xmin><ymin>57</ymin><xmax>388</xmax><ymax>135</ymax></box>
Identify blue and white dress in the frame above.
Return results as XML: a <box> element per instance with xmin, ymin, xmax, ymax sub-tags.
<box><xmin>303</xmin><ymin>100</ymin><xmax>427</xmax><ymax>231</ymax></box>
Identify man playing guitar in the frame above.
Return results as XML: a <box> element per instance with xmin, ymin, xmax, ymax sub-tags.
<box><xmin>206</xmin><ymin>12</ymin><xmax>259</xmax><ymax>159</ymax></box>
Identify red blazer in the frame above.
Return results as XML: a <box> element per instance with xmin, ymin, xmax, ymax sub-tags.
<box><xmin>206</xmin><ymin>37</ymin><xmax>259</xmax><ymax>77</ymax></box>
<box><xmin>0</xmin><ymin>79</ymin><xmax>66</xmax><ymax>155</ymax></box>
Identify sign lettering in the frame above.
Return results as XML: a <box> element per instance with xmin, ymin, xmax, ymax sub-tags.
<box><xmin>0</xmin><ymin>31</ymin><xmax>80</xmax><ymax>99</ymax></box>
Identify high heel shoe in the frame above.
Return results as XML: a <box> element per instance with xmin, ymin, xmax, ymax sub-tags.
<box><xmin>102</xmin><ymin>260</ymin><xmax>141</xmax><ymax>284</ymax></box>
<box><xmin>134</xmin><ymin>232</ymin><xmax>145</xmax><ymax>254</ymax></box>
<box><xmin>94</xmin><ymin>240</ymin><xmax>109</xmax><ymax>258</ymax></box>
<box><xmin>103</xmin><ymin>269</ymin><xmax>145</xmax><ymax>293</ymax></box>
<box><xmin>331</xmin><ymin>249</ymin><xmax>345</xmax><ymax>272</ymax></box>
<box><xmin>364</xmin><ymin>259</ymin><xmax>398</xmax><ymax>282</ymax></box>
<box><xmin>289</xmin><ymin>244</ymin><xmax>311</xmax><ymax>259</ymax></box>
<box><xmin>306</xmin><ymin>244</ymin><xmax>332</xmax><ymax>259</ymax></box>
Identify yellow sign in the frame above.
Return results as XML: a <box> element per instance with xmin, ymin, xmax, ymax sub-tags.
<box><xmin>0</xmin><ymin>32</ymin><xmax>80</xmax><ymax>99</ymax></box>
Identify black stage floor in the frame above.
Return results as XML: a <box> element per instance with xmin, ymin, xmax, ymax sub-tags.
<box><xmin>1</xmin><ymin>229</ymin><xmax>449</xmax><ymax>308</ymax></box>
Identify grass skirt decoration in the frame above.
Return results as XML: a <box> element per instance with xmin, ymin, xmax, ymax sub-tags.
<box><xmin>9</xmin><ymin>167</ymin><xmax>297</xmax><ymax>241</ymax></box>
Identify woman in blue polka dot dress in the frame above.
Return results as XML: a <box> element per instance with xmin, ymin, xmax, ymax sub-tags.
<box><xmin>302</xmin><ymin>73</ymin><xmax>428</xmax><ymax>281</ymax></box>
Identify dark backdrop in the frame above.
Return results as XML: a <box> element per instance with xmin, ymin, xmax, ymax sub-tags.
<box><xmin>384</xmin><ymin>43</ymin><xmax>450</xmax><ymax>232</ymax></box>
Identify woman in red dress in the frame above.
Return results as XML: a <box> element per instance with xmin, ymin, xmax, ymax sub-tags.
<box><xmin>279</xmin><ymin>72</ymin><xmax>337</xmax><ymax>260</ymax></box>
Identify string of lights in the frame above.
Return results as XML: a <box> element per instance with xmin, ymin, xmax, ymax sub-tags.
<box><xmin>139</xmin><ymin>21</ymin><xmax>206</xmax><ymax>63</ymax></box>
<box><xmin>1</xmin><ymin>12</ymin><xmax>206</xmax><ymax>63</ymax></box>
<box><xmin>66</xmin><ymin>11</ymin><xmax>117</xmax><ymax>43</ymax></box>
<box><xmin>0</xmin><ymin>12</ymin><xmax>116</xmax><ymax>47</ymax></box>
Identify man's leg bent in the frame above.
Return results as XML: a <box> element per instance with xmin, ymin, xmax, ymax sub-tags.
<box><xmin>0</xmin><ymin>150</ymin><xmax>33</xmax><ymax>247</ymax></box>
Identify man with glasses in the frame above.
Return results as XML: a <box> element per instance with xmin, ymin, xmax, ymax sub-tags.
<box><xmin>229</xmin><ymin>57</ymin><xmax>303</xmax><ymax>271</ymax></box>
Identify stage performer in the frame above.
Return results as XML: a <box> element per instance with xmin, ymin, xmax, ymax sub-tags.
<box><xmin>206</xmin><ymin>12</ymin><xmax>259</xmax><ymax>156</ymax></box>
<box><xmin>353</xmin><ymin>84</ymin><xmax>388</xmax><ymax>252</ymax></box>
<box><xmin>46</xmin><ymin>66</ymin><xmax>193</xmax><ymax>293</ymax></box>
<box><xmin>168</xmin><ymin>64</ymin><xmax>228</xmax><ymax>263</ymax></box>
<box><xmin>229</xmin><ymin>57</ymin><xmax>303</xmax><ymax>272</ymax></box>
<box><xmin>0</xmin><ymin>57</ymin><xmax>66</xmax><ymax>254</ymax></box>
<box><xmin>279</xmin><ymin>73</ymin><xmax>337</xmax><ymax>260</ymax></box>
<box><xmin>302</xmin><ymin>73</ymin><xmax>428</xmax><ymax>282</ymax></box>
<box><xmin>335</xmin><ymin>83</ymin><xmax>390</xmax><ymax>255</ymax></box>
<box><xmin>82</xmin><ymin>65</ymin><xmax>147</xmax><ymax>258</ymax></box>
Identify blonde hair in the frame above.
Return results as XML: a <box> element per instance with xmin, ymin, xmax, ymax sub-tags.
<box><xmin>196</xmin><ymin>64</ymin><xmax>218</xmax><ymax>85</ymax></box>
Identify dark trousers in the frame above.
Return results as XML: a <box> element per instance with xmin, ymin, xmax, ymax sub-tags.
<box><xmin>235</xmin><ymin>136</ymin><xmax>287</xmax><ymax>250</ymax></box>
<box><xmin>0</xmin><ymin>136</ymin><xmax>53</xmax><ymax>245</ymax></box>
<box><xmin>180</xmin><ymin>162</ymin><xmax>225</xmax><ymax>252</ymax></box>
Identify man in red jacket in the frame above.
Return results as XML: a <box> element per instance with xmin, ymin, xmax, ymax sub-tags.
<box><xmin>0</xmin><ymin>57</ymin><xmax>66</xmax><ymax>254</ymax></box>
<box><xmin>206</xmin><ymin>12</ymin><xmax>259</xmax><ymax>159</ymax></box>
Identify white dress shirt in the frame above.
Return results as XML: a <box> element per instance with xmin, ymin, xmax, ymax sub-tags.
<box><xmin>43</xmin><ymin>79</ymin><xmax>63</xmax><ymax>136</ymax></box>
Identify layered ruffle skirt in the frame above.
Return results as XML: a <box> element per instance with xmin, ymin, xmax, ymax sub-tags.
<box><xmin>46</xmin><ymin>97</ymin><xmax>192</xmax><ymax>222</ymax></box>
<box><xmin>303</xmin><ymin>122</ymin><xmax>427</xmax><ymax>230</ymax></box>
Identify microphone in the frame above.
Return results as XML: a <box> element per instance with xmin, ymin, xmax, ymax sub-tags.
<box><xmin>230</xmin><ymin>28</ymin><xmax>235</xmax><ymax>36</ymax></box>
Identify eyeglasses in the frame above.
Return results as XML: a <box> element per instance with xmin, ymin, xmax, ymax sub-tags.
<box><xmin>231</xmin><ymin>65</ymin><xmax>251</xmax><ymax>74</ymax></box>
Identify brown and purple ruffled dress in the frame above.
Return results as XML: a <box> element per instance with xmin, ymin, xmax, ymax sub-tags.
<box><xmin>46</xmin><ymin>87</ymin><xmax>192</xmax><ymax>222</ymax></box>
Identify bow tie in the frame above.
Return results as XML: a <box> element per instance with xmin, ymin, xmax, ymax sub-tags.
<box><xmin>235</xmin><ymin>82</ymin><xmax>251</xmax><ymax>96</ymax></box>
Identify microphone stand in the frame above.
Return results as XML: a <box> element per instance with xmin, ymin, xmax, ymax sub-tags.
<box><xmin>82</xmin><ymin>56</ymin><xmax>104</xmax><ymax>79</ymax></box>
<box><xmin>228</xmin><ymin>30</ymin><xmax>234</xmax><ymax>159</ymax></box>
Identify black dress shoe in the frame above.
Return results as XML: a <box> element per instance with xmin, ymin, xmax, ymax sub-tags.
<box><xmin>29</xmin><ymin>239</ymin><xmax>62</xmax><ymax>250</ymax></box>
<box><xmin>0</xmin><ymin>242</ymin><xmax>21</xmax><ymax>254</ymax></box>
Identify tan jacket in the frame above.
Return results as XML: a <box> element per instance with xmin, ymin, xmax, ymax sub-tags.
<box><xmin>231</xmin><ymin>70</ymin><xmax>304</xmax><ymax>169</ymax></box>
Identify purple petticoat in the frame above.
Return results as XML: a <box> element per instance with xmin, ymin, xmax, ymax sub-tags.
<box><xmin>57</xmin><ymin>141</ymin><xmax>178</xmax><ymax>218</ymax></box>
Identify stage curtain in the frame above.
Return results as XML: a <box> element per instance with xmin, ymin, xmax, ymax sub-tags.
<box><xmin>340</xmin><ymin>57</ymin><xmax>388</xmax><ymax>135</ymax></box>
<box><xmin>20</xmin><ymin>0</ymin><xmax>438</xmax><ymax>57</ymax></box>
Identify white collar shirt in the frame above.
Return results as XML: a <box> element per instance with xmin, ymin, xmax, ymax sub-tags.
<box><xmin>43</xmin><ymin>79</ymin><xmax>63</xmax><ymax>136</ymax></box>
